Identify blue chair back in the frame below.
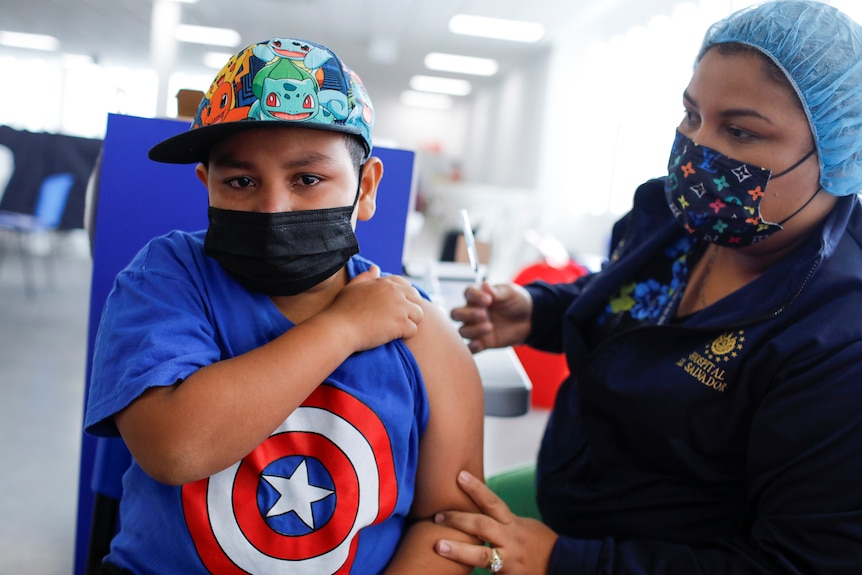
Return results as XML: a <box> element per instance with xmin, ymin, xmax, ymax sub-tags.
<box><xmin>34</xmin><ymin>172</ymin><xmax>74</xmax><ymax>228</ymax></box>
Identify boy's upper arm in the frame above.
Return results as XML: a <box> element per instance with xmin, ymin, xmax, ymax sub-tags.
<box><xmin>405</xmin><ymin>300</ymin><xmax>485</xmax><ymax>518</ymax></box>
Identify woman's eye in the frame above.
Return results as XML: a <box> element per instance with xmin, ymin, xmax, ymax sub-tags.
<box><xmin>728</xmin><ymin>127</ymin><xmax>756</xmax><ymax>140</ymax></box>
<box><xmin>682</xmin><ymin>109</ymin><xmax>699</xmax><ymax>126</ymax></box>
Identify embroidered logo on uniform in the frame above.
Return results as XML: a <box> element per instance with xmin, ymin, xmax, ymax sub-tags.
<box><xmin>675</xmin><ymin>330</ymin><xmax>746</xmax><ymax>392</ymax></box>
<box><xmin>705</xmin><ymin>330</ymin><xmax>745</xmax><ymax>363</ymax></box>
<box><xmin>181</xmin><ymin>384</ymin><xmax>397</xmax><ymax>574</ymax></box>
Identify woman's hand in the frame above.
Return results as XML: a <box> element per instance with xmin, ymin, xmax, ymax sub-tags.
<box><xmin>434</xmin><ymin>470</ymin><xmax>558</xmax><ymax>574</ymax></box>
<box><xmin>449</xmin><ymin>283</ymin><xmax>533</xmax><ymax>353</ymax></box>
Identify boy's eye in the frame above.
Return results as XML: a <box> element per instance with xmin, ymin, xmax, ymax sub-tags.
<box><xmin>227</xmin><ymin>176</ymin><xmax>254</xmax><ymax>188</ymax></box>
<box><xmin>298</xmin><ymin>174</ymin><xmax>322</xmax><ymax>186</ymax></box>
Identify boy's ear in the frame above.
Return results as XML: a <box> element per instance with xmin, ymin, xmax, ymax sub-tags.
<box><xmin>357</xmin><ymin>156</ymin><xmax>383</xmax><ymax>221</ymax></box>
<box><xmin>194</xmin><ymin>163</ymin><xmax>208</xmax><ymax>187</ymax></box>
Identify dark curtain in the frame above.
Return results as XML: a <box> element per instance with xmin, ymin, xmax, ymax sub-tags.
<box><xmin>0</xmin><ymin>125</ymin><xmax>103</xmax><ymax>229</ymax></box>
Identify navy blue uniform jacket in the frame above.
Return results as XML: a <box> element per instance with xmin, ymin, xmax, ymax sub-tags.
<box><xmin>525</xmin><ymin>178</ymin><xmax>862</xmax><ymax>574</ymax></box>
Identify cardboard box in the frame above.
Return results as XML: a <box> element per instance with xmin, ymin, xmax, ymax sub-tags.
<box><xmin>176</xmin><ymin>89</ymin><xmax>204</xmax><ymax>119</ymax></box>
<box><xmin>454</xmin><ymin>233</ymin><xmax>491</xmax><ymax>265</ymax></box>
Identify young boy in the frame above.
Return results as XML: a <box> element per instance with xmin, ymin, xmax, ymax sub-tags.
<box><xmin>84</xmin><ymin>37</ymin><xmax>485</xmax><ymax>574</ymax></box>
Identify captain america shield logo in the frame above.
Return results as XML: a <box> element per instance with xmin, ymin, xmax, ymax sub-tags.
<box><xmin>182</xmin><ymin>385</ymin><xmax>398</xmax><ymax>574</ymax></box>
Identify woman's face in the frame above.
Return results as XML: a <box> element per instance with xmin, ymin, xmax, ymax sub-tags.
<box><xmin>679</xmin><ymin>47</ymin><xmax>835</xmax><ymax>251</ymax></box>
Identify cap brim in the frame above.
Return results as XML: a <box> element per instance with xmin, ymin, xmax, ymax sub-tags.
<box><xmin>148</xmin><ymin>120</ymin><xmax>371</xmax><ymax>164</ymax></box>
<box><xmin>148</xmin><ymin>121</ymin><xmax>261</xmax><ymax>164</ymax></box>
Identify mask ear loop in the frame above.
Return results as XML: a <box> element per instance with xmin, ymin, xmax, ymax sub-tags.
<box><xmin>352</xmin><ymin>163</ymin><xmax>365</xmax><ymax>207</ymax></box>
<box><xmin>771</xmin><ymin>148</ymin><xmax>817</xmax><ymax>179</ymax></box>
<box><xmin>764</xmin><ymin>148</ymin><xmax>820</xmax><ymax>227</ymax></box>
<box><xmin>776</xmin><ymin>185</ymin><xmax>822</xmax><ymax>226</ymax></box>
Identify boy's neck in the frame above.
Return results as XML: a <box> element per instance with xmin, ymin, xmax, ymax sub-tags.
<box><xmin>269</xmin><ymin>268</ymin><xmax>349</xmax><ymax>324</ymax></box>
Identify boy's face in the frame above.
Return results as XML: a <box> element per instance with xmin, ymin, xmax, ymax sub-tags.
<box><xmin>195</xmin><ymin>126</ymin><xmax>372</xmax><ymax>222</ymax></box>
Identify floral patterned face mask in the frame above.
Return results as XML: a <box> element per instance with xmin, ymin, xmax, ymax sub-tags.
<box><xmin>664</xmin><ymin>130</ymin><xmax>818</xmax><ymax>247</ymax></box>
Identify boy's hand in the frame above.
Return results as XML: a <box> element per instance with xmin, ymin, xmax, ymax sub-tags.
<box><xmin>327</xmin><ymin>266</ymin><xmax>425</xmax><ymax>351</ymax></box>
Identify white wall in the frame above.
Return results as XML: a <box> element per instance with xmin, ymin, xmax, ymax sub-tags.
<box><xmin>373</xmin><ymin>93</ymin><xmax>471</xmax><ymax>158</ymax></box>
<box><xmin>415</xmin><ymin>0</ymin><xmax>701</xmax><ymax>268</ymax></box>
<box><xmin>461</xmin><ymin>46</ymin><xmax>551</xmax><ymax>189</ymax></box>
<box><xmin>532</xmin><ymin>0</ymin><xmax>763</xmax><ymax>259</ymax></box>
<box><xmin>410</xmin><ymin>0</ymin><xmax>782</xmax><ymax>270</ymax></box>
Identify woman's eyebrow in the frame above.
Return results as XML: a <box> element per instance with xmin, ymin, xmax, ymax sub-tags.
<box><xmin>683</xmin><ymin>90</ymin><xmax>773</xmax><ymax>124</ymax></box>
<box><xmin>683</xmin><ymin>90</ymin><xmax>697</xmax><ymax>108</ymax></box>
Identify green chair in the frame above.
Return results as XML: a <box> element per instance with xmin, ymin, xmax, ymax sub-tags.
<box><xmin>471</xmin><ymin>463</ymin><xmax>539</xmax><ymax>574</ymax></box>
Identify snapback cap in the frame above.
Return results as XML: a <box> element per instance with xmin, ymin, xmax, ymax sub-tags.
<box><xmin>149</xmin><ymin>37</ymin><xmax>374</xmax><ymax>164</ymax></box>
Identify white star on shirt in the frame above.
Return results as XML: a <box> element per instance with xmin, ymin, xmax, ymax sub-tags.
<box><xmin>261</xmin><ymin>458</ymin><xmax>334</xmax><ymax>529</ymax></box>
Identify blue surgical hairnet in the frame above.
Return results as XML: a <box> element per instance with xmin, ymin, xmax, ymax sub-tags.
<box><xmin>697</xmin><ymin>0</ymin><xmax>862</xmax><ymax>197</ymax></box>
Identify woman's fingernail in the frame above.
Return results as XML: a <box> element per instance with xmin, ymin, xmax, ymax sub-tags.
<box><xmin>437</xmin><ymin>540</ymin><xmax>451</xmax><ymax>554</ymax></box>
<box><xmin>458</xmin><ymin>470</ymin><xmax>472</xmax><ymax>483</ymax></box>
<box><xmin>435</xmin><ymin>512</ymin><xmax>445</xmax><ymax>523</ymax></box>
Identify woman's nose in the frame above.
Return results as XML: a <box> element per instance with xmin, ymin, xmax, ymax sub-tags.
<box><xmin>688</xmin><ymin>131</ymin><xmax>731</xmax><ymax>161</ymax></box>
<box><xmin>687</xmin><ymin>125</ymin><xmax>725</xmax><ymax>156</ymax></box>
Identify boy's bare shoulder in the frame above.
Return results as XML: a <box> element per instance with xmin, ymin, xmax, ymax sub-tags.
<box><xmin>405</xmin><ymin>299</ymin><xmax>480</xmax><ymax>381</ymax></box>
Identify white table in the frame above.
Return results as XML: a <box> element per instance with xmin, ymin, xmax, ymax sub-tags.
<box><xmin>404</xmin><ymin>261</ymin><xmax>532</xmax><ymax>417</ymax></box>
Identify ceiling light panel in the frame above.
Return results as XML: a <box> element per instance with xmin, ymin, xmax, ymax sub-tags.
<box><xmin>0</xmin><ymin>31</ymin><xmax>59</xmax><ymax>51</ymax></box>
<box><xmin>203</xmin><ymin>51</ymin><xmax>233</xmax><ymax>69</ymax></box>
<box><xmin>449</xmin><ymin>14</ymin><xmax>545</xmax><ymax>43</ymax></box>
<box><xmin>409</xmin><ymin>75</ymin><xmax>472</xmax><ymax>96</ymax></box>
<box><xmin>174</xmin><ymin>25</ymin><xmax>241</xmax><ymax>47</ymax></box>
<box><xmin>400</xmin><ymin>90</ymin><xmax>453</xmax><ymax>110</ymax></box>
<box><xmin>424</xmin><ymin>52</ymin><xmax>498</xmax><ymax>76</ymax></box>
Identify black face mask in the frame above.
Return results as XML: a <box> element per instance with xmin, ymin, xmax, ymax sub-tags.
<box><xmin>204</xmin><ymin>194</ymin><xmax>360</xmax><ymax>296</ymax></box>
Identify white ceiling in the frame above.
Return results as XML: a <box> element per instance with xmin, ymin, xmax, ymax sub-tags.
<box><xmin>0</xmin><ymin>0</ymin><xmax>686</xmax><ymax>102</ymax></box>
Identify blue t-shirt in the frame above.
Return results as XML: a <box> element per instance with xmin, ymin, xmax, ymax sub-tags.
<box><xmin>85</xmin><ymin>230</ymin><xmax>429</xmax><ymax>575</ymax></box>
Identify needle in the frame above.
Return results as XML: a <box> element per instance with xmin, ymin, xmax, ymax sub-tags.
<box><xmin>460</xmin><ymin>208</ymin><xmax>482</xmax><ymax>286</ymax></box>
